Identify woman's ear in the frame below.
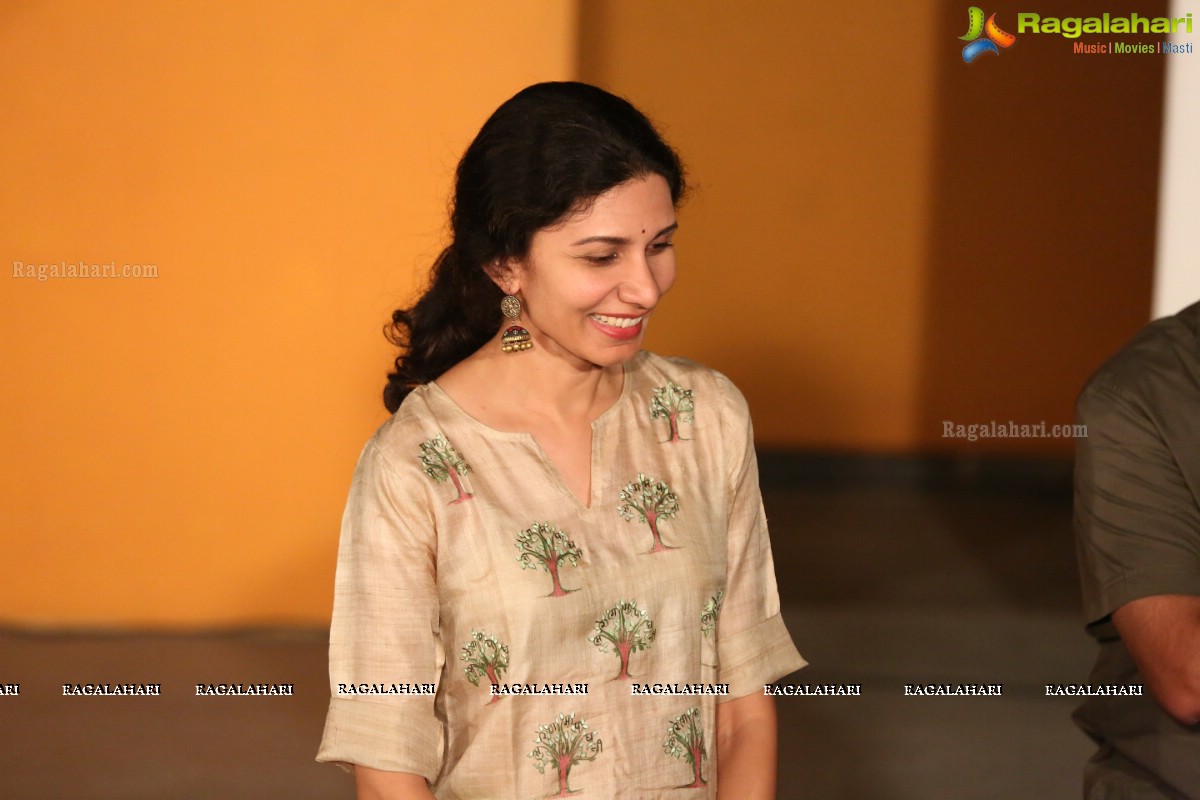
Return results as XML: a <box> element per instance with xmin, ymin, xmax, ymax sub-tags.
<box><xmin>486</xmin><ymin>258</ymin><xmax>521</xmax><ymax>296</ymax></box>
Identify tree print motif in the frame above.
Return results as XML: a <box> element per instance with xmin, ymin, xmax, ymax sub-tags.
<box><xmin>460</xmin><ymin>630</ymin><xmax>509</xmax><ymax>704</ymax></box>
<box><xmin>515</xmin><ymin>522</ymin><xmax>582</xmax><ymax>597</ymax></box>
<box><xmin>663</xmin><ymin>707</ymin><xmax>707</xmax><ymax>788</ymax></box>
<box><xmin>528</xmin><ymin>712</ymin><xmax>602</xmax><ymax>797</ymax></box>
<box><xmin>590</xmin><ymin>600</ymin><xmax>655</xmax><ymax>680</ymax></box>
<box><xmin>700</xmin><ymin>588</ymin><xmax>725</xmax><ymax>638</ymax></box>
<box><xmin>617</xmin><ymin>473</ymin><xmax>680</xmax><ymax>554</ymax></box>
<box><xmin>419</xmin><ymin>433</ymin><xmax>473</xmax><ymax>504</ymax></box>
<box><xmin>650</xmin><ymin>381</ymin><xmax>695</xmax><ymax>442</ymax></box>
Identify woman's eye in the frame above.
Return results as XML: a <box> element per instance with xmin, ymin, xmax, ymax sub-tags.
<box><xmin>650</xmin><ymin>241</ymin><xmax>674</xmax><ymax>253</ymax></box>
<box><xmin>584</xmin><ymin>253</ymin><xmax>619</xmax><ymax>264</ymax></box>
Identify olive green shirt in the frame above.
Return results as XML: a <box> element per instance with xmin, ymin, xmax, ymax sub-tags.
<box><xmin>1073</xmin><ymin>300</ymin><xmax>1200</xmax><ymax>798</ymax></box>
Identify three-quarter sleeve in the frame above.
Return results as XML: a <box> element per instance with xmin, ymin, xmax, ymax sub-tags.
<box><xmin>1075</xmin><ymin>382</ymin><xmax>1200</xmax><ymax>625</ymax></box>
<box><xmin>316</xmin><ymin>437</ymin><xmax>446</xmax><ymax>781</ymax></box>
<box><xmin>712</xmin><ymin>374</ymin><xmax>806</xmax><ymax>700</ymax></box>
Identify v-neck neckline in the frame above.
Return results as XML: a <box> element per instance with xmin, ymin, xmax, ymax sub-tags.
<box><xmin>426</xmin><ymin>356</ymin><xmax>639</xmax><ymax>511</ymax></box>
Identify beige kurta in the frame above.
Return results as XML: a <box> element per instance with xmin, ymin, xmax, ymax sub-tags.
<box><xmin>317</xmin><ymin>351</ymin><xmax>805</xmax><ymax>798</ymax></box>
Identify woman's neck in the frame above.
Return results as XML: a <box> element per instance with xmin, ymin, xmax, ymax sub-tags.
<box><xmin>435</xmin><ymin>333</ymin><xmax>628</xmax><ymax>431</ymax></box>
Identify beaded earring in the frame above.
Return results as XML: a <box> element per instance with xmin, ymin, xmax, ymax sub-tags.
<box><xmin>500</xmin><ymin>295</ymin><xmax>532</xmax><ymax>352</ymax></box>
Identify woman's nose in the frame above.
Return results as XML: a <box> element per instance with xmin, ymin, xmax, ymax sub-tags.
<box><xmin>618</xmin><ymin>254</ymin><xmax>661</xmax><ymax>308</ymax></box>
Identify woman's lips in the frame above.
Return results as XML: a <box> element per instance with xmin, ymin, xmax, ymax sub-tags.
<box><xmin>589</xmin><ymin>313</ymin><xmax>645</xmax><ymax>340</ymax></box>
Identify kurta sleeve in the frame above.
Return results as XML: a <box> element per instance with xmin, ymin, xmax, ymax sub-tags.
<box><xmin>316</xmin><ymin>437</ymin><xmax>446</xmax><ymax>781</ymax></box>
<box><xmin>712</xmin><ymin>373</ymin><xmax>806</xmax><ymax>701</ymax></box>
<box><xmin>1075</xmin><ymin>381</ymin><xmax>1200</xmax><ymax>626</ymax></box>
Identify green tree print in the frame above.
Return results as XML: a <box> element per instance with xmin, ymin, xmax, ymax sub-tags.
<box><xmin>515</xmin><ymin>522</ymin><xmax>582</xmax><ymax>597</ymax></box>
<box><xmin>700</xmin><ymin>588</ymin><xmax>725</xmax><ymax>638</ymax></box>
<box><xmin>663</xmin><ymin>707</ymin><xmax>707</xmax><ymax>788</ymax></box>
<box><xmin>528</xmin><ymin>712</ymin><xmax>602</xmax><ymax>797</ymax></box>
<box><xmin>590</xmin><ymin>600</ymin><xmax>655</xmax><ymax>680</ymax></box>
<box><xmin>617</xmin><ymin>473</ymin><xmax>680</xmax><ymax>554</ymax></box>
<box><xmin>460</xmin><ymin>630</ymin><xmax>509</xmax><ymax>704</ymax></box>
<box><xmin>419</xmin><ymin>433</ymin><xmax>473</xmax><ymax>504</ymax></box>
<box><xmin>650</xmin><ymin>382</ymin><xmax>694</xmax><ymax>442</ymax></box>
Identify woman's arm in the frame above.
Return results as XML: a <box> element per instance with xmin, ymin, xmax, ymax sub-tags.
<box><xmin>715</xmin><ymin>692</ymin><xmax>778</xmax><ymax>799</ymax></box>
<box><xmin>317</xmin><ymin>440</ymin><xmax>445</xmax><ymax>784</ymax></box>
<box><xmin>355</xmin><ymin>766</ymin><xmax>436</xmax><ymax>800</ymax></box>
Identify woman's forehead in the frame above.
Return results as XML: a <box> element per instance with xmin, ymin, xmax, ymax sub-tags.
<box><xmin>544</xmin><ymin>176</ymin><xmax>676</xmax><ymax>239</ymax></box>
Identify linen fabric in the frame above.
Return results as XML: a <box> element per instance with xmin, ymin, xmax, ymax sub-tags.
<box><xmin>317</xmin><ymin>351</ymin><xmax>805</xmax><ymax>798</ymax></box>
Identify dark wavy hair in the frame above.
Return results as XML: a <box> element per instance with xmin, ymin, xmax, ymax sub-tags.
<box><xmin>382</xmin><ymin>81</ymin><xmax>687</xmax><ymax>413</ymax></box>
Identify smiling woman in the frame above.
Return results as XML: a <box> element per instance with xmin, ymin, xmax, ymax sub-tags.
<box><xmin>500</xmin><ymin>174</ymin><xmax>678</xmax><ymax>368</ymax></box>
<box><xmin>316</xmin><ymin>82</ymin><xmax>805</xmax><ymax>800</ymax></box>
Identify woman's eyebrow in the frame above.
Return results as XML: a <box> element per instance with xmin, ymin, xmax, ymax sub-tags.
<box><xmin>570</xmin><ymin>222</ymin><xmax>678</xmax><ymax>247</ymax></box>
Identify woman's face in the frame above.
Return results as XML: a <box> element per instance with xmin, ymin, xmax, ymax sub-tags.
<box><xmin>508</xmin><ymin>173</ymin><xmax>678</xmax><ymax>370</ymax></box>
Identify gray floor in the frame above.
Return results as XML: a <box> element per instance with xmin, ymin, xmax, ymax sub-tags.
<box><xmin>767</xmin><ymin>483</ymin><xmax>1094</xmax><ymax>799</ymax></box>
<box><xmin>0</xmin><ymin>479</ymin><xmax>1097</xmax><ymax>798</ymax></box>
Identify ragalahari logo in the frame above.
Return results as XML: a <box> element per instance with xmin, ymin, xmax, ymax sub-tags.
<box><xmin>960</xmin><ymin>7</ymin><xmax>1017</xmax><ymax>62</ymax></box>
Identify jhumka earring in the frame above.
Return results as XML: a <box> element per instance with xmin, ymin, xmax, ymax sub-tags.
<box><xmin>500</xmin><ymin>295</ymin><xmax>532</xmax><ymax>352</ymax></box>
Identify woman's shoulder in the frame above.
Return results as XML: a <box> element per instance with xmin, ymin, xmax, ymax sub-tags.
<box><xmin>634</xmin><ymin>351</ymin><xmax>750</xmax><ymax>415</ymax></box>
<box><xmin>360</xmin><ymin>384</ymin><xmax>453</xmax><ymax>463</ymax></box>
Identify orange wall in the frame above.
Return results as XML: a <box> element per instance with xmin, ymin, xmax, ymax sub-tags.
<box><xmin>580</xmin><ymin>0</ymin><xmax>1159</xmax><ymax>456</ymax></box>
<box><xmin>0</xmin><ymin>2</ymin><xmax>1161</xmax><ymax>626</ymax></box>
<box><xmin>581</xmin><ymin>1</ymin><xmax>939</xmax><ymax>452</ymax></box>
<box><xmin>0</xmin><ymin>1</ymin><xmax>576</xmax><ymax>626</ymax></box>
<box><xmin>913</xmin><ymin>0</ymin><xmax>1163</xmax><ymax>455</ymax></box>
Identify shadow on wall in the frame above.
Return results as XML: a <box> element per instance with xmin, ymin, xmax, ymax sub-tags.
<box><xmin>914</xmin><ymin>0</ymin><xmax>1164</xmax><ymax>456</ymax></box>
<box><xmin>576</xmin><ymin>1</ymin><xmax>1165</xmax><ymax>457</ymax></box>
